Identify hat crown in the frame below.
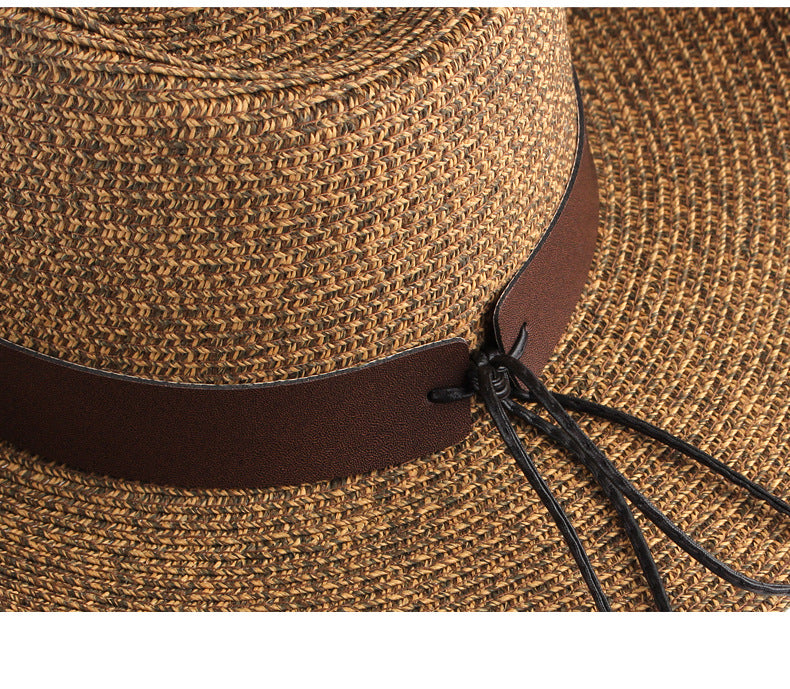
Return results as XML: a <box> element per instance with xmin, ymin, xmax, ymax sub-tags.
<box><xmin>0</xmin><ymin>7</ymin><xmax>577</xmax><ymax>383</ymax></box>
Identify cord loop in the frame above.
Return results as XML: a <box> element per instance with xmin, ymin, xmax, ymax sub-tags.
<box><xmin>429</xmin><ymin>325</ymin><xmax>790</xmax><ymax>611</ymax></box>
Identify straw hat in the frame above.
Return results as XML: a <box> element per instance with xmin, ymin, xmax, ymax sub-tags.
<box><xmin>1</xmin><ymin>7</ymin><xmax>789</xmax><ymax>611</ymax></box>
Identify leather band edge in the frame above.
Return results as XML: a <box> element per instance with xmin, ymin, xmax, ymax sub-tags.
<box><xmin>493</xmin><ymin>74</ymin><xmax>599</xmax><ymax>374</ymax></box>
<box><xmin>0</xmin><ymin>336</ymin><xmax>472</xmax><ymax>488</ymax></box>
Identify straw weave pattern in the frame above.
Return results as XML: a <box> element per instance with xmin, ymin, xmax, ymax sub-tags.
<box><xmin>0</xmin><ymin>7</ymin><xmax>576</xmax><ymax>383</ymax></box>
<box><xmin>2</xmin><ymin>8</ymin><xmax>790</xmax><ymax>611</ymax></box>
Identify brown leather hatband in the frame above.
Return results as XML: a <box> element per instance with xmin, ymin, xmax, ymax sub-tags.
<box><xmin>0</xmin><ymin>86</ymin><xmax>599</xmax><ymax>489</ymax></box>
<box><xmin>0</xmin><ymin>336</ymin><xmax>471</xmax><ymax>488</ymax></box>
<box><xmin>495</xmin><ymin>93</ymin><xmax>599</xmax><ymax>370</ymax></box>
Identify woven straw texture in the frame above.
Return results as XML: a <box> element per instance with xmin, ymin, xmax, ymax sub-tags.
<box><xmin>2</xmin><ymin>8</ymin><xmax>790</xmax><ymax>611</ymax></box>
<box><xmin>0</xmin><ymin>7</ymin><xmax>576</xmax><ymax>384</ymax></box>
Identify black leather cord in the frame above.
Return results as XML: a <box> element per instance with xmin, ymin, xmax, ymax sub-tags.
<box><xmin>551</xmin><ymin>392</ymin><xmax>790</xmax><ymax>517</ymax></box>
<box><xmin>430</xmin><ymin>328</ymin><xmax>790</xmax><ymax>610</ymax></box>
<box><xmin>476</xmin><ymin>356</ymin><xmax>612</xmax><ymax>611</ymax></box>
<box><xmin>505</xmin><ymin>392</ymin><xmax>671</xmax><ymax>611</ymax></box>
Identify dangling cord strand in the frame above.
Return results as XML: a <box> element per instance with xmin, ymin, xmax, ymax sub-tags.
<box><xmin>448</xmin><ymin>329</ymin><xmax>670</xmax><ymax>609</ymax></box>
<box><xmin>431</xmin><ymin>327</ymin><xmax>790</xmax><ymax>609</ymax></box>
<box><xmin>550</xmin><ymin>392</ymin><xmax>790</xmax><ymax>516</ymax></box>
<box><xmin>475</xmin><ymin>356</ymin><xmax>612</xmax><ymax>610</ymax></box>
<box><xmin>493</xmin><ymin>350</ymin><xmax>790</xmax><ymax>598</ymax></box>
<box><xmin>504</xmin><ymin>393</ymin><xmax>672</xmax><ymax>610</ymax></box>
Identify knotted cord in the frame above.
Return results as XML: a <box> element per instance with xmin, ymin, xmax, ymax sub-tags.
<box><xmin>429</xmin><ymin>326</ymin><xmax>790</xmax><ymax>611</ymax></box>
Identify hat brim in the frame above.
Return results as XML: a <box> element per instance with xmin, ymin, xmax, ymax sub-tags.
<box><xmin>2</xmin><ymin>7</ymin><xmax>790</xmax><ymax>611</ymax></box>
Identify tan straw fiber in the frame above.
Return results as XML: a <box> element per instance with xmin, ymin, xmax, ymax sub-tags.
<box><xmin>0</xmin><ymin>7</ymin><xmax>576</xmax><ymax>384</ymax></box>
<box><xmin>2</xmin><ymin>7</ymin><xmax>790</xmax><ymax>611</ymax></box>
